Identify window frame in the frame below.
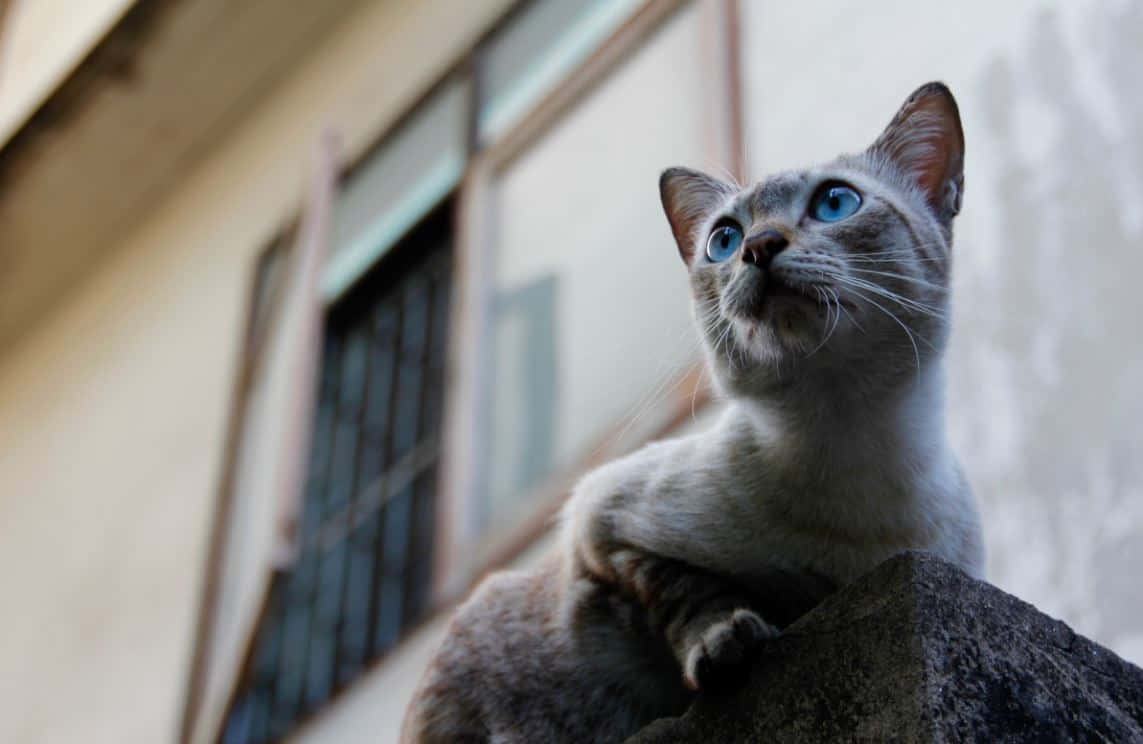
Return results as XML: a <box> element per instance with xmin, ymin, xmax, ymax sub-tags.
<box><xmin>181</xmin><ymin>131</ymin><xmax>340</xmax><ymax>744</ymax></box>
<box><xmin>221</xmin><ymin>202</ymin><xmax>457</xmax><ymax>743</ymax></box>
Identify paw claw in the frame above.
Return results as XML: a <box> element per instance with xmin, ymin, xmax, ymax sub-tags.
<box><xmin>683</xmin><ymin>609</ymin><xmax>777</xmax><ymax>692</ymax></box>
<box><xmin>731</xmin><ymin>608</ymin><xmax>779</xmax><ymax>644</ymax></box>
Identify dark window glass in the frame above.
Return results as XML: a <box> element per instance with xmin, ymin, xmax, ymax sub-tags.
<box><xmin>224</xmin><ymin>202</ymin><xmax>453</xmax><ymax>743</ymax></box>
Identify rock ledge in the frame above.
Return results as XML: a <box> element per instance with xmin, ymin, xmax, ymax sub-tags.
<box><xmin>629</xmin><ymin>551</ymin><xmax>1143</xmax><ymax>743</ymax></box>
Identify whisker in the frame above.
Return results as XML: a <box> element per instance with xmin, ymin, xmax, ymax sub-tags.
<box><xmin>848</xmin><ymin>267</ymin><xmax>948</xmax><ymax>293</ymax></box>
<box><xmin>832</xmin><ymin>287</ymin><xmax>865</xmax><ymax>334</ymax></box>
<box><xmin>604</xmin><ymin>316</ymin><xmax>701</xmax><ymax>451</ymax></box>
<box><xmin>711</xmin><ymin>317</ymin><xmax>735</xmax><ymax>368</ymax></box>
<box><xmin>844</xmin><ymin>286</ymin><xmax>923</xmax><ymax>373</ymax></box>
<box><xmin>827</xmin><ymin>289</ymin><xmax>841</xmax><ymax>341</ymax></box>
<box><xmin>691</xmin><ymin>363</ymin><xmax>708</xmax><ymax>419</ymax></box>
<box><xmin>847</xmin><ymin>249</ymin><xmax>945</xmax><ymax>263</ymax></box>
<box><xmin>805</xmin><ymin>287</ymin><xmax>839</xmax><ymax>358</ymax></box>
<box><xmin>709</xmin><ymin>163</ymin><xmax>743</xmax><ymax>190</ymax></box>
<box><xmin>847</xmin><ymin>256</ymin><xmax>946</xmax><ymax>268</ymax></box>
<box><xmin>828</xmin><ymin>274</ymin><xmax>946</xmax><ymax>319</ymax></box>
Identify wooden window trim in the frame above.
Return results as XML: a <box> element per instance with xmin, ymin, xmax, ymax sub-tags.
<box><xmin>273</xmin><ymin>132</ymin><xmax>339</xmax><ymax>565</ymax></box>
<box><xmin>722</xmin><ymin>0</ymin><xmax>746</xmax><ymax>184</ymax></box>
<box><xmin>179</xmin><ymin>131</ymin><xmax>339</xmax><ymax>744</ymax></box>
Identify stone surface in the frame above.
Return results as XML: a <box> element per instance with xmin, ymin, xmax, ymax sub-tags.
<box><xmin>628</xmin><ymin>552</ymin><xmax>1143</xmax><ymax>743</ymax></box>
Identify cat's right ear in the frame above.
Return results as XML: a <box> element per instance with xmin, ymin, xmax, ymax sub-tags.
<box><xmin>659</xmin><ymin>167</ymin><xmax>733</xmax><ymax>264</ymax></box>
<box><xmin>867</xmin><ymin>82</ymin><xmax>965</xmax><ymax>227</ymax></box>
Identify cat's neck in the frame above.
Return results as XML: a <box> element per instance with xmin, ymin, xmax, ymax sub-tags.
<box><xmin>736</xmin><ymin>359</ymin><xmax>953</xmax><ymax>492</ymax></box>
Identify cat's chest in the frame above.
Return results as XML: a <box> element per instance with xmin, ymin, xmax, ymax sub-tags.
<box><xmin>707</xmin><ymin>470</ymin><xmax>952</xmax><ymax>583</ymax></box>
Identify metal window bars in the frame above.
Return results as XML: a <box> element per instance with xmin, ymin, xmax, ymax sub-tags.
<box><xmin>223</xmin><ymin>206</ymin><xmax>452</xmax><ymax>744</ymax></box>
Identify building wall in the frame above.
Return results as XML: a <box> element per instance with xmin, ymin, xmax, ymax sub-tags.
<box><xmin>742</xmin><ymin>0</ymin><xmax>1143</xmax><ymax>664</ymax></box>
<box><xmin>0</xmin><ymin>1</ymin><xmax>512</xmax><ymax>743</ymax></box>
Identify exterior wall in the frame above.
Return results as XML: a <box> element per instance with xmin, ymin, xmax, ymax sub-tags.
<box><xmin>0</xmin><ymin>1</ymin><xmax>512</xmax><ymax>743</ymax></box>
<box><xmin>742</xmin><ymin>0</ymin><xmax>1143</xmax><ymax>664</ymax></box>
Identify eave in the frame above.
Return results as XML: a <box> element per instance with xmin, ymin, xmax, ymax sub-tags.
<box><xmin>0</xmin><ymin>0</ymin><xmax>368</xmax><ymax>353</ymax></box>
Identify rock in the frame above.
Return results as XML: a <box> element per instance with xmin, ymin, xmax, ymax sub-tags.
<box><xmin>628</xmin><ymin>551</ymin><xmax>1143</xmax><ymax>743</ymax></box>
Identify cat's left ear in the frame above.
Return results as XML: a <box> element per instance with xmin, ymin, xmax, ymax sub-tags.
<box><xmin>868</xmin><ymin>82</ymin><xmax>965</xmax><ymax>227</ymax></box>
<box><xmin>660</xmin><ymin>167</ymin><xmax>734</xmax><ymax>264</ymax></box>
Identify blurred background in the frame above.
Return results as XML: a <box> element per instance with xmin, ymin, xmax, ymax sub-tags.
<box><xmin>1</xmin><ymin>0</ymin><xmax>1141</xmax><ymax>742</ymax></box>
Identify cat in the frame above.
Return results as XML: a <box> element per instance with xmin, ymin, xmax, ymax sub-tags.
<box><xmin>401</xmin><ymin>82</ymin><xmax>984</xmax><ymax>744</ymax></box>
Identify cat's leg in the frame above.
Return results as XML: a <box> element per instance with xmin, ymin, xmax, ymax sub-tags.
<box><xmin>604</xmin><ymin>547</ymin><xmax>779</xmax><ymax>691</ymax></box>
<box><xmin>563</xmin><ymin>447</ymin><xmax>811</xmax><ymax>690</ymax></box>
<box><xmin>568</xmin><ymin>499</ymin><xmax>776</xmax><ymax>689</ymax></box>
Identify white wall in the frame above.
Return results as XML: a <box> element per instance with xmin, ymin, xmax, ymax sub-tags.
<box><xmin>742</xmin><ymin>0</ymin><xmax>1143</xmax><ymax>663</ymax></box>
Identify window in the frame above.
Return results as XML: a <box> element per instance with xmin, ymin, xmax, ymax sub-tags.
<box><xmin>223</xmin><ymin>205</ymin><xmax>453</xmax><ymax>744</ymax></box>
<box><xmin>477</xmin><ymin>0</ymin><xmax>643</xmax><ymax>141</ymax></box>
<box><xmin>325</xmin><ymin>79</ymin><xmax>467</xmax><ymax>302</ymax></box>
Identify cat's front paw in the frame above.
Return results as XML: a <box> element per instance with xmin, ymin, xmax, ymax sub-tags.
<box><xmin>683</xmin><ymin>609</ymin><xmax>778</xmax><ymax>692</ymax></box>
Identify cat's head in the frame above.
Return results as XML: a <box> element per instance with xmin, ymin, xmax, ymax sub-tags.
<box><xmin>660</xmin><ymin>82</ymin><xmax>964</xmax><ymax>398</ymax></box>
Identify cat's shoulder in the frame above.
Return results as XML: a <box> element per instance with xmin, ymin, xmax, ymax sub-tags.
<box><xmin>577</xmin><ymin>404</ymin><xmax>763</xmax><ymax>493</ymax></box>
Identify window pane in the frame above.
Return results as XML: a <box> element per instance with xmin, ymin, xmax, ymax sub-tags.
<box><xmin>478</xmin><ymin>0</ymin><xmax>643</xmax><ymax>140</ymax></box>
<box><xmin>375</xmin><ymin>487</ymin><xmax>411</xmax><ymax>651</ymax></box>
<box><xmin>337</xmin><ymin>516</ymin><xmax>379</xmax><ymax>684</ymax></box>
<box><xmin>482</xmin><ymin>5</ymin><xmax>709</xmax><ymax>533</ymax></box>
<box><xmin>272</xmin><ymin>594</ymin><xmax>310</xmax><ymax>725</ymax></box>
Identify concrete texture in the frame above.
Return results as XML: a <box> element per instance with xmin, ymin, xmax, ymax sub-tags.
<box><xmin>629</xmin><ymin>552</ymin><xmax>1143</xmax><ymax>743</ymax></box>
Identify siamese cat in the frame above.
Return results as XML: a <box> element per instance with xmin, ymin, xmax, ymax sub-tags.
<box><xmin>403</xmin><ymin>82</ymin><xmax>984</xmax><ymax>743</ymax></box>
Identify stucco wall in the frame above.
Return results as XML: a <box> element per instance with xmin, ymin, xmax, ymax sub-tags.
<box><xmin>0</xmin><ymin>1</ymin><xmax>513</xmax><ymax>742</ymax></box>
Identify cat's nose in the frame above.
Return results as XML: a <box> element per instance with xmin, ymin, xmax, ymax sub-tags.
<box><xmin>742</xmin><ymin>229</ymin><xmax>789</xmax><ymax>267</ymax></box>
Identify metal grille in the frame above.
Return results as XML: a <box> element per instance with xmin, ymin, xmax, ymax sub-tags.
<box><xmin>223</xmin><ymin>205</ymin><xmax>452</xmax><ymax>744</ymax></box>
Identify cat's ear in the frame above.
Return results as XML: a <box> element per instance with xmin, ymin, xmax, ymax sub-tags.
<box><xmin>660</xmin><ymin>167</ymin><xmax>733</xmax><ymax>263</ymax></box>
<box><xmin>868</xmin><ymin>82</ymin><xmax>965</xmax><ymax>226</ymax></box>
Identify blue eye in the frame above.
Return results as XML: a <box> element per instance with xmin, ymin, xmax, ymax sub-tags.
<box><xmin>810</xmin><ymin>183</ymin><xmax>862</xmax><ymax>222</ymax></box>
<box><xmin>706</xmin><ymin>223</ymin><xmax>743</xmax><ymax>262</ymax></box>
